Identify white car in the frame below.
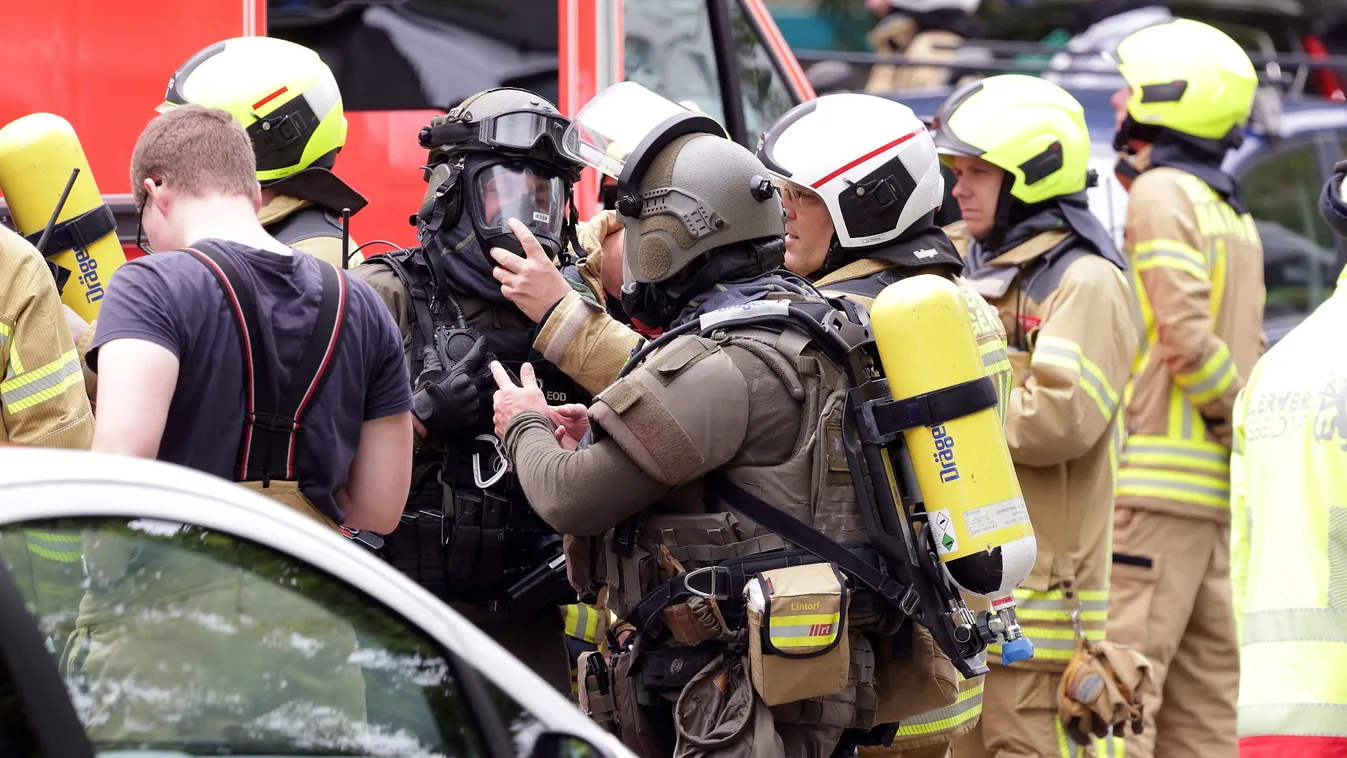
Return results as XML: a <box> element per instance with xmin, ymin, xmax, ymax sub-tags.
<box><xmin>0</xmin><ymin>447</ymin><xmax>634</xmax><ymax>758</ymax></box>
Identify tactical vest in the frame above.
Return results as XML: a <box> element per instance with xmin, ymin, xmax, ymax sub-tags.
<box><xmin>366</xmin><ymin>248</ymin><xmax>590</xmax><ymax>610</ymax></box>
<box><xmin>602</xmin><ymin>314</ymin><xmax>867</xmax><ymax>623</ymax></box>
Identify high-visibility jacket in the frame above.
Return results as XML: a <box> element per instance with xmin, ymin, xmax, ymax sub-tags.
<box><xmin>1118</xmin><ymin>167</ymin><xmax>1266</xmax><ymax>523</ymax></box>
<box><xmin>956</xmin><ymin>218</ymin><xmax>1138</xmax><ymax>673</ymax></box>
<box><xmin>1229</xmin><ymin>263</ymin><xmax>1347</xmax><ymax>757</ymax></box>
<box><xmin>0</xmin><ymin>224</ymin><xmax>92</xmax><ymax>449</ymax></box>
<box><xmin>815</xmin><ymin>249</ymin><xmax>1010</xmax><ymax>751</ymax></box>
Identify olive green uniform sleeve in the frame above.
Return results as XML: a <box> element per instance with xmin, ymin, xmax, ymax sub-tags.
<box><xmin>504</xmin><ymin>411</ymin><xmax>671</xmax><ymax>536</ymax></box>
<box><xmin>1006</xmin><ymin>256</ymin><xmax>1137</xmax><ymax>468</ymax></box>
<box><xmin>503</xmin><ymin>335</ymin><xmax>752</xmax><ymax>535</ymax></box>
<box><xmin>0</xmin><ymin>227</ymin><xmax>93</xmax><ymax>448</ymax></box>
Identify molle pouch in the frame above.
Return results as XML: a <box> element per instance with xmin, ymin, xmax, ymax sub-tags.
<box><xmin>576</xmin><ymin>650</ymin><xmax>619</xmax><ymax>732</ymax></box>
<box><xmin>639</xmin><ymin>641</ymin><xmax>723</xmax><ymax>695</ymax></box>
<box><xmin>745</xmin><ymin>563</ymin><xmax>850</xmax><ymax>706</ymax></box>
<box><xmin>871</xmin><ymin>622</ymin><xmax>959</xmax><ymax>726</ymax></box>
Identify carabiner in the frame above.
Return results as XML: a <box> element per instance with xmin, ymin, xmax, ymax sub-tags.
<box><xmin>472</xmin><ymin>433</ymin><xmax>510</xmax><ymax>489</ymax></box>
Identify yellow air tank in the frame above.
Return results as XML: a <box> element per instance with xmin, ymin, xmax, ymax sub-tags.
<box><xmin>0</xmin><ymin>113</ymin><xmax>125</xmax><ymax>320</ymax></box>
<box><xmin>870</xmin><ymin>274</ymin><xmax>1036</xmax><ymax>610</ymax></box>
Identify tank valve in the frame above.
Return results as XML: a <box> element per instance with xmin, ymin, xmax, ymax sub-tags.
<box><xmin>993</xmin><ymin>597</ymin><xmax>1034</xmax><ymax>665</ymax></box>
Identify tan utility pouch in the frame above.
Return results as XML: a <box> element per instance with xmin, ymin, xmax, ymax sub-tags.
<box><xmin>1057</xmin><ymin>638</ymin><xmax>1156</xmax><ymax>743</ymax></box>
<box><xmin>871</xmin><ymin>622</ymin><xmax>959</xmax><ymax>725</ymax></box>
<box><xmin>745</xmin><ymin>563</ymin><xmax>850</xmax><ymax>706</ymax></box>
<box><xmin>239</xmin><ymin>481</ymin><xmax>343</xmax><ymax>535</ymax></box>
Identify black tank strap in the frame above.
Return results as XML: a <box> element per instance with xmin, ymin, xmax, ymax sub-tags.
<box><xmin>183</xmin><ymin>242</ymin><xmax>347</xmax><ymax>485</ymax></box>
<box><xmin>265</xmin><ymin>204</ymin><xmax>343</xmax><ymax>247</ymax></box>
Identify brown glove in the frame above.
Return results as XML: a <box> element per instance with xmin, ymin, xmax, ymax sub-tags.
<box><xmin>1057</xmin><ymin>638</ymin><xmax>1156</xmax><ymax>744</ymax></box>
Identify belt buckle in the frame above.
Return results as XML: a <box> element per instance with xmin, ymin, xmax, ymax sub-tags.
<box><xmin>682</xmin><ymin>565</ymin><xmax>730</xmax><ymax>600</ymax></box>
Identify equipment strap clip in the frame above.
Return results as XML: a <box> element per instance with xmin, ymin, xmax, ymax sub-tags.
<box><xmin>858</xmin><ymin>376</ymin><xmax>998</xmax><ymax>445</ymax></box>
<box><xmin>472</xmin><ymin>433</ymin><xmax>510</xmax><ymax>489</ymax></box>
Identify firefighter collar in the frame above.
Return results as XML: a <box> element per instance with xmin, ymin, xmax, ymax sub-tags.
<box><xmin>816</xmin><ymin>225</ymin><xmax>965</xmax><ymax>289</ymax></box>
<box><xmin>257</xmin><ymin>194</ymin><xmax>312</xmax><ymax>228</ymax></box>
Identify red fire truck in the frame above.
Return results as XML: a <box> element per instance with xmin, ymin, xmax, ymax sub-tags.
<box><xmin>1</xmin><ymin>0</ymin><xmax>814</xmax><ymax>257</ymax></box>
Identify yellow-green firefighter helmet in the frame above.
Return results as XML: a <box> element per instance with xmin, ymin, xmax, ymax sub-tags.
<box><xmin>159</xmin><ymin>37</ymin><xmax>348</xmax><ymax>184</ymax></box>
<box><xmin>1113</xmin><ymin>19</ymin><xmax>1257</xmax><ymax>142</ymax></box>
<box><xmin>931</xmin><ymin>74</ymin><xmax>1091</xmax><ymax>206</ymax></box>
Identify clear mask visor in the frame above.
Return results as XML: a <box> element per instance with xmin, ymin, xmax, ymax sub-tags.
<box><xmin>470</xmin><ymin>163</ymin><xmax>566</xmax><ymax>240</ymax></box>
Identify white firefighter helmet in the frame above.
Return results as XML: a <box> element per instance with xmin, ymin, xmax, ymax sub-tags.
<box><xmin>756</xmin><ymin>93</ymin><xmax>944</xmax><ymax>249</ymax></box>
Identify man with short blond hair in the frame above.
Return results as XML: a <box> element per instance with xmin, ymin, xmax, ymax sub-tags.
<box><xmin>90</xmin><ymin>104</ymin><xmax>412</xmax><ymax>534</ymax></box>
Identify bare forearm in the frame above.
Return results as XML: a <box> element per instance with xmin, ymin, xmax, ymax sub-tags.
<box><xmin>504</xmin><ymin>411</ymin><xmax>668</xmax><ymax>536</ymax></box>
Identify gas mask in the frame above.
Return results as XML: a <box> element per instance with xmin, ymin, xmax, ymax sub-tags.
<box><xmin>417</xmin><ymin>154</ymin><xmax>571</xmax><ymax>260</ymax></box>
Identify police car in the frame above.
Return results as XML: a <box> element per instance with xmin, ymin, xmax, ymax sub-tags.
<box><xmin>0</xmin><ymin>447</ymin><xmax>633</xmax><ymax>758</ymax></box>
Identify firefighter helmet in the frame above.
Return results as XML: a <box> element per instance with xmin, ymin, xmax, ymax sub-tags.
<box><xmin>159</xmin><ymin>37</ymin><xmax>347</xmax><ymax>185</ymax></box>
<box><xmin>1113</xmin><ymin>19</ymin><xmax>1257</xmax><ymax>143</ymax></box>
<box><xmin>931</xmin><ymin>74</ymin><xmax>1091</xmax><ymax>205</ymax></box>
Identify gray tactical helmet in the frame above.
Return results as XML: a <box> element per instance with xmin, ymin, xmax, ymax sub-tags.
<box><xmin>621</xmin><ymin>133</ymin><xmax>784</xmax><ymax>284</ymax></box>
<box><xmin>563</xmin><ymin>81</ymin><xmax>783</xmax><ymax>284</ymax></box>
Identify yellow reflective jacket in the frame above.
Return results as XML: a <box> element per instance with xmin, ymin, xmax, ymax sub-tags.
<box><xmin>957</xmin><ymin>220</ymin><xmax>1138</xmax><ymax>673</ymax></box>
<box><xmin>1118</xmin><ymin>166</ymin><xmax>1266</xmax><ymax>523</ymax></box>
<box><xmin>1229</xmin><ymin>263</ymin><xmax>1347</xmax><ymax>747</ymax></box>
<box><xmin>0</xmin><ymin>224</ymin><xmax>93</xmax><ymax>449</ymax></box>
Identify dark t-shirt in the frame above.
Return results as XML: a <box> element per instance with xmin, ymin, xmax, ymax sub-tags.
<box><xmin>90</xmin><ymin>239</ymin><xmax>411</xmax><ymax>523</ymax></box>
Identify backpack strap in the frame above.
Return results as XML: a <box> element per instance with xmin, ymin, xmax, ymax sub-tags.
<box><xmin>182</xmin><ymin>242</ymin><xmax>347</xmax><ymax>485</ymax></box>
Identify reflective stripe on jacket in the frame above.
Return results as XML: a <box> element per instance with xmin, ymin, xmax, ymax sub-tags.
<box><xmin>0</xmin><ymin>224</ymin><xmax>93</xmax><ymax>450</ymax></box>
<box><xmin>1230</xmin><ymin>265</ymin><xmax>1347</xmax><ymax>755</ymax></box>
<box><xmin>1119</xmin><ymin>167</ymin><xmax>1266</xmax><ymax>523</ymax></box>
<box><xmin>958</xmin><ymin>224</ymin><xmax>1138</xmax><ymax>673</ymax></box>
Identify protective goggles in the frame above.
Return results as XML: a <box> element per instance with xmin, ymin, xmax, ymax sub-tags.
<box><xmin>421</xmin><ymin>110</ymin><xmax>578</xmax><ymax>160</ymax></box>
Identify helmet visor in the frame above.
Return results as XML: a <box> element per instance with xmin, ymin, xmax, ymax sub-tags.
<box><xmin>562</xmin><ymin>81</ymin><xmax>692</xmax><ymax>179</ymax></box>
<box><xmin>469</xmin><ymin>162</ymin><xmax>566</xmax><ymax>240</ymax></box>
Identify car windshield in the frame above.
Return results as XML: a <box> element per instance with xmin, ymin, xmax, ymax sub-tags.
<box><xmin>0</xmin><ymin>518</ymin><xmax>484</xmax><ymax>757</ymax></box>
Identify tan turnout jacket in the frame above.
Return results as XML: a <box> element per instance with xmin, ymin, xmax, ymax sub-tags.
<box><xmin>1118</xmin><ymin>165</ymin><xmax>1266</xmax><ymax>524</ymax></box>
<box><xmin>955</xmin><ymin>218</ymin><xmax>1138</xmax><ymax>673</ymax></box>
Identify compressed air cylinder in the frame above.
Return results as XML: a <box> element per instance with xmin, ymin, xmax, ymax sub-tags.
<box><xmin>870</xmin><ymin>274</ymin><xmax>1036</xmax><ymax>604</ymax></box>
<box><xmin>0</xmin><ymin>113</ymin><xmax>126</xmax><ymax>320</ymax></box>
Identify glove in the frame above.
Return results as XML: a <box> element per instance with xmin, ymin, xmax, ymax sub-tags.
<box><xmin>411</xmin><ymin>335</ymin><xmax>492</xmax><ymax>441</ymax></box>
<box><xmin>1057</xmin><ymin>638</ymin><xmax>1156</xmax><ymax>744</ymax></box>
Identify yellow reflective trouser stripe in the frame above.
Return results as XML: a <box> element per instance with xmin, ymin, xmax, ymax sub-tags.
<box><xmin>1117</xmin><ymin>467</ymin><xmax>1229</xmax><ymax>508</ymax></box>
<box><xmin>1174</xmin><ymin>343</ymin><xmax>1238</xmax><ymax>406</ymax></box>
<box><xmin>894</xmin><ymin>680</ymin><xmax>984</xmax><ymax>736</ymax></box>
<box><xmin>1133</xmin><ymin>239</ymin><xmax>1209</xmax><ymax>281</ymax></box>
<box><xmin>1015</xmin><ymin>595</ymin><xmax>1109</xmax><ymax>623</ymax></box>
<box><xmin>562</xmin><ymin>603</ymin><xmax>600</xmax><ymax>644</ymax></box>
<box><xmin>1121</xmin><ymin>434</ymin><xmax>1231</xmax><ymax>476</ymax></box>
<box><xmin>1033</xmin><ymin>336</ymin><xmax>1119</xmax><ymax>419</ymax></box>
<box><xmin>0</xmin><ymin>349</ymin><xmax>82</xmax><ymax>414</ymax></box>
<box><xmin>1055</xmin><ymin>716</ymin><xmax>1079</xmax><ymax>758</ymax></box>
<box><xmin>25</xmin><ymin>530</ymin><xmax>82</xmax><ymax>563</ymax></box>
